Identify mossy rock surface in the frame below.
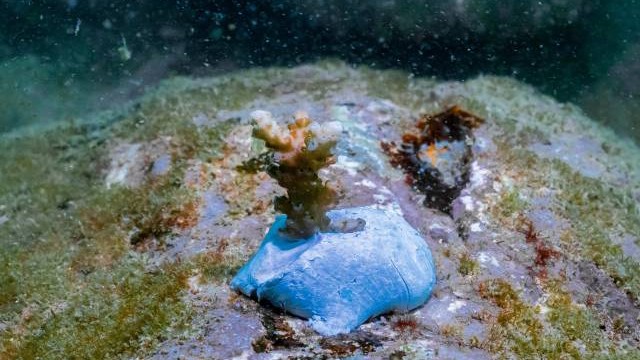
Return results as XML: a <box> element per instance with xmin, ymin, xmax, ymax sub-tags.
<box><xmin>1</xmin><ymin>61</ymin><xmax>639</xmax><ymax>359</ymax></box>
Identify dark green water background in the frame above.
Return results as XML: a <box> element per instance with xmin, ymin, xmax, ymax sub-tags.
<box><xmin>1</xmin><ymin>0</ymin><xmax>639</xmax><ymax>140</ymax></box>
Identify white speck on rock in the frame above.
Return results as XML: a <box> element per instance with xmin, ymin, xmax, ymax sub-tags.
<box><xmin>474</xmin><ymin>136</ymin><xmax>489</xmax><ymax>151</ymax></box>
<box><xmin>105</xmin><ymin>143</ymin><xmax>143</xmax><ymax>188</ymax></box>
<box><xmin>461</xmin><ymin>195</ymin><xmax>474</xmax><ymax>211</ymax></box>
<box><xmin>447</xmin><ymin>300</ymin><xmax>466</xmax><ymax>313</ymax></box>
<box><xmin>332</xmin><ymin>155</ymin><xmax>362</xmax><ymax>176</ymax></box>
<box><xmin>331</xmin><ymin>105</ymin><xmax>401</xmax><ymax>178</ymax></box>
<box><xmin>478</xmin><ymin>252</ymin><xmax>500</xmax><ymax>268</ymax></box>
<box><xmin>470</xmin><ymin>161</ymin><xmax>491</xmax><ymax>190</ymax></box>
<box><xmin>372</xmin><ymin>201</ymin><xmax>404</xmax><ymax>216</ymax></box>
<box><xmin>470</xmin><ymin>222</ymin><xmax>482</xmax><ymax>233</ymax></box>
<box><xmin>536</xmin><ymin>293</ymin><xmax>551</xmax><ymax>315</ymax></box>
<box><xmin>492</xmin><ymin>181</ymin><xmax>503</xmax><ymax>192</ymax></box>
<box><xmin>379</xmin><ymin>185</ymin><xmax>394</xmax><ymax>196</ymax></box>
<box><xmin>355</xmin><ymin>179</ymin><xmax>377</xmax><ymax>188</ymax></box>
<box><xmin>187</xmin><ymin>274</ymin><xmax>202</xmax><ymax>293</ymax></box>
<box><xmin>0</xmin><ymin>215</ymin><xmax>8</xmax><ymax>226</ymax></box>
<box><xmin>373</xmin><ymin>193</ymin><xmax>388</xmax><ymax>203</ymax></box>
<box><xmin>429</xmin><ymin>223</ymin><xmax>446</xmax><ymax>231</ymax></box>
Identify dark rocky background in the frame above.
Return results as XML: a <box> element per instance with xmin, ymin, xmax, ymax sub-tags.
<box><xmin>1</xmin><ymin>0</ymin><xmax>639</xmax><ymax>139</ymax></box>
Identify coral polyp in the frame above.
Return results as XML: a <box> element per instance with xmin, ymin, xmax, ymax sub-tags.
<box><xmin>251</xmin><ymin>110</ymin><xmax>342</xmax><ymax>238</ymax></box>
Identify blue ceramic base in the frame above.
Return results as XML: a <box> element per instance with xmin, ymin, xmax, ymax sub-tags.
<box><xmin>230</xmin><ymin>205</ymin><xmax>437</xmax><ymax>335</ymax></box>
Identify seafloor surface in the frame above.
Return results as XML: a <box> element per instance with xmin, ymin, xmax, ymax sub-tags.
<box><xmin>0</xmin><ymin>62</ymin><xmax>639</xmax><ymax>359</ymax></box>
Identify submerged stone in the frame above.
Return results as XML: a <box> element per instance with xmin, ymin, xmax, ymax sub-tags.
<box><xmin>230</xmin><ymin>205</ymin><xmax>437</xmax><ymax>336</ymax></box>
<box><xmin>150</xmin><ymin>153</ymin><xmax>172</xmax><ymax>177</ymax></box>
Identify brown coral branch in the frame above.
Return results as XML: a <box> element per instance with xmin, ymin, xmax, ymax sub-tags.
<box><xmin>251</xmin><ymin>110</ymin><xmax>342</xmax><ymax>238</ymax></box>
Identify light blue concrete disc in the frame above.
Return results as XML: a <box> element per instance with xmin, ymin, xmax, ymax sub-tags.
<box><xmin>230</xmin><ymin>205</ymin><xmax>437</xmax><ymax>335</ymax></box>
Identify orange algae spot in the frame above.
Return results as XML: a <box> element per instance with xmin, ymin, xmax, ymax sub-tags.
<box><xmin>165</xmin><ymin>199</ymin><xmax>200</xmax><ymax>230</ymax></box>
<box><xmin>420</xmin><ymin>142</ymin><xmax>449</xmax><ymax>166</ymax></box>
<box><xmin>391</xmin><ymin>314</ymin><xmax>421</xmax><ymax>334</ymax></box>
<box><xmin>519</xmin><ymin>218</ymin><xmax>560</xmax><ymax>279</ymax></box>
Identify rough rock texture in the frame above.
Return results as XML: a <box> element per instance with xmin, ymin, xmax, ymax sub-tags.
<box><xmin>231</xmin><ymin>206</ymin><xmax>437</xmax><ymax>336</ymax></box>
<box><xmin>1</xmin><ymin>61</ymin><xmax>640</xmax><ymax>359</ymax></box>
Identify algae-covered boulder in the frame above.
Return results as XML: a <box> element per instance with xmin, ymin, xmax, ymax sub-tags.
<box><xmin>1</xmin><ymin>61</ymin><xmax>639</xmax><ymax>359</ymax></box>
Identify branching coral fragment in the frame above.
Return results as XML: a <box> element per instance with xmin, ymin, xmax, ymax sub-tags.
<box><xmin>251</xmin><ymin>110</ymin><xmax>342</xmax><ymax>238</ymax></box>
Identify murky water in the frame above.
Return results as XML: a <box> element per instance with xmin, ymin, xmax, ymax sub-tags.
<box><xmin>1</xmin><ymin>1</ymin><xmax>639</xmax><ymax>139</ymax></box>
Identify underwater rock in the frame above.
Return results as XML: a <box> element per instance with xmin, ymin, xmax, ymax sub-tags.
<box><xmin>230</xmin><ymin>205</ymin><xmax>436</xmax><ymax>336</ymax></box>
<box><xmin>5</xmin><ymin>62</ymin><xmax>640</xmax><ymax>359</ymax></box>
<box><xmin>150</xmin><ymin>153</ymin><xmax>172</xmax><ymax>177</ymax></box>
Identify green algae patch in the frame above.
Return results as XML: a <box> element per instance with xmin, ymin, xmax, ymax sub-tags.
<box><xmin>0</xmin><ymin>107</ymin><xmax>236</xmax><ymax>358</ymax></box>
<box><xmin>478</xmin><ymin>279</ymin><xmax>610</xmax><ymax>359</ymax></box>
<box><xmin>2</xmin><ymin>259</ymin><xmax>193</xmax><ymax>360</ymax></box>
<box><xmin>0</xmin><ymin>133</ymin><xmax>194</xmax><ymax>359</ymax></box>
<box><xmin>0</xmin><ymin>124</ymin><xmax>105</xmax><ymax>247</ymax></box>
<box><xmin>493</xmin><ymin>188</ymin><xmax>529</xmax><ymax>223</ymax></box>
<box><xmin>194</xmin><ymin>250</ymin><xmax>245</xmax><ymax>284</ymax></box>
<box><xmin>545</xmin><ymin>157</ymin><xmax>640</xmax><ymax>300</ymax></box>
<box><xmin>71</xmin><ymin>171</ymin><xmax>198</xmax><ymax>272</ymax></box>
<box><xmin>361</xmin><ymin>67</ymin><xmax>413</xmax><ymax>103</ymax></box>
<box><xmin>0</xmin><ymin>163</ymin><xmax>194</xmax><ymax>359</ymax></box>
<box><xmin>497</xmin><ymin>144</ymin><xmax>640</xmax><ymax>302</ymax></box>
<box><xmin>485</xmin><ymin>140</ymin><xmax>640</xmax><ymax>357</ymax></box>
<box><xmin>478</xmin><ymin>279</ymin><xmax>545</xmax><ymax>357</ymax></box>
<box><xmin>458</xmin><ymin>253</ymin><xmax>480</xmax><ymax>276</ymax></box>
<box><xmin>545</xmin><ymin>290</ymin><xmax>605</xmax><ymax>355</ymax></box>
<box><xmin>0</xmin><ymin>124</ymin><xmax>107</xmax><ymax>321</ymax></box>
